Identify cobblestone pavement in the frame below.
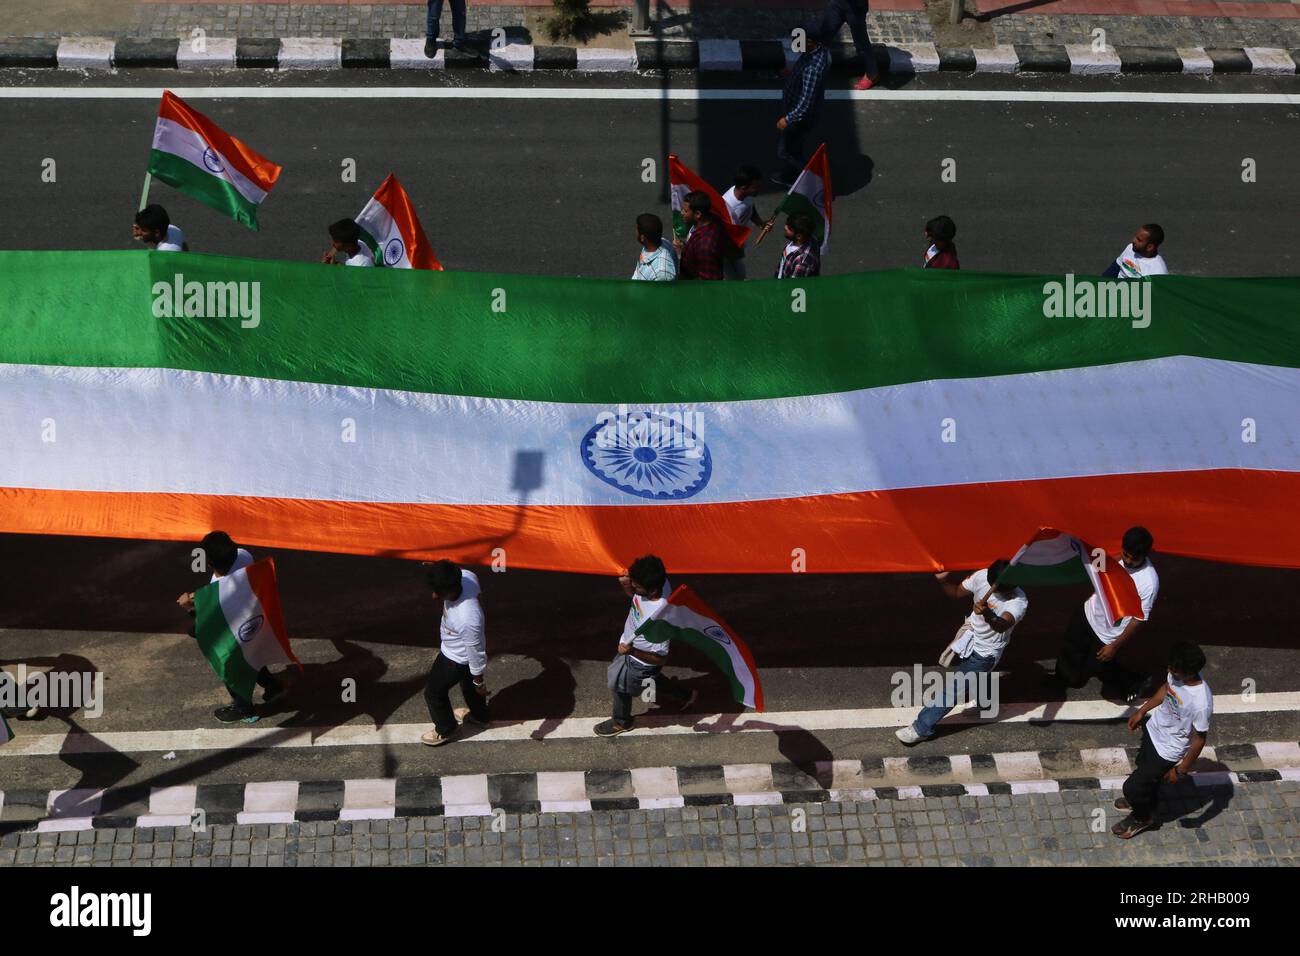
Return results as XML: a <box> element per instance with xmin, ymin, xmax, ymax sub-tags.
<box><xmin>4</xmin><ymin>778</ymin><xmax>1297</xmax><ymax>867</ymax></box>
<box><xmin>988</xmin><ymin>13</ymin><xmax>1300</xmax><ymax>48</ymax></box>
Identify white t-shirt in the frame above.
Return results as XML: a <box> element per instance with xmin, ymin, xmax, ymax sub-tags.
<box><xmin>961</xmin><ymin>568</ymin><xmax>1028</xmax><ymax>660</ymax></box>
<box><xmin>620</xmin><ymin>577</ymin><xmax>671</xmax><ymax>659</ymax></box>
<box><xmin>1147</xmin><ymin>675</ymin><xmax>1212</xmax><ymax>762</ymax></box>
<box><xmin>1114</xmin><ymin>244</ymin><xmax>1168</xmax><ymax>278</ymax></box>
<box><xmin>155</xmin><ymin>224</ymin><xmax>186</xmax><ymax>252</ymax></box>
<box><xmin>211</xmin><ymin>547</ymin><xmax>253</xmax><ymax>583</ymax></box>
<box><xmin>440</xmin><ymin>569</ymin><xmax>487</xmax><ymax>676</ymax></box>
<box><xmin>1085</xmin><ymin>558</ymin><xmax>1159</xmax><ymax>644</ymax></box>
<box><xmin>344</xmin><ymin>240</ymin><xmax>375</xmax><ymax>267</ymax></box>
<box><xmin>722</xmin><ymin>187</ymin><xmax>754</xmax><ymax>234</ymax></box>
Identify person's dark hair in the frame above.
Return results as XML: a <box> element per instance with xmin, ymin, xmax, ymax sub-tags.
<box><xmin>628</xmin><ymin>555</ymin><xmax>667</xmax><ymax>594</ymax></box>
<box><xmin>1168</xmin><ymin>641</ymin><xmax>1206</xmax><ymax>676</ymax></box>
<box><xmin>636</xmin><ymin>213</ymin><xmax>664</xmax><ymax>245</ymax></box>
<box><xmin>1122</xmin><ymin>526</ymin><xmax>1154</xmax><ymax>559</ymax></box>
<box><xmin>987</xmin><ymin>558</ymin><xmax>1012</xmax><ymax>586</ymax></box>
<box><xmin>1141</xmin><ymin>223</ymin><xmax>1165</xmax><ymax>247</ymax></box>
<box><xmin>201</xmin><ymin>531</ymin><xmax>238</xmax><ymax>575</ymax></box>
<box><xmin>135</xmin><ymin>204</ymin><xmax>170</xmax><ymax>233</ymax></box>
<box><xmin>426</xmin><ymin>559</ymin><xmax>462</xmax><ymax>595</ymax></box>
<box><xmin>926</xmin><ymin>215</ymin><xmax>956</xmax><ymax>244</ymax></box>
<box><xmin>735</xmin><ymin>165</ymin><xmax>763</xmax><ymax>187</ymax></box>
<box><xmin>684</xmin><ymin>191</ymin><xmax>713</xmax><ymax>215</ymax></box>
<box><xmin>787</xmin><ymin>213</ymin><xmax>816</xmax><ymax>242</ymax></box>
<box><xmin>329</xmin><ymin>218</ymin><xmax>361</xmax><ymax>244</ymax></box>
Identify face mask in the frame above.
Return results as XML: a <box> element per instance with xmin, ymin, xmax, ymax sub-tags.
<box><xmin>1167</xmin><ymin>671</ymin><xmax>1185</xmax><ymax>688</ymax></box>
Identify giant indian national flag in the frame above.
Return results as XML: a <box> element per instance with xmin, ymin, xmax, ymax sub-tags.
<box><xmin>1</xmin><ymin>252</ymin><xmax>1299</xmax><ymax>575</ymax></box>
<box><xmin>148</xmin><ymin>92</ymin><xmax>283</xmax><ymax>231</ymax></box>
<box><xmin>194</xmin><ymin>558</ymin><xmax>299</xmax><ymax>700</ymax></box>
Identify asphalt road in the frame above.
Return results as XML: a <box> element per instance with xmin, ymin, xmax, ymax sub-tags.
<box><xmin>2</xmin><ymin>69</ymin><xmax>1299</xmax><ymax>793</ymax></box>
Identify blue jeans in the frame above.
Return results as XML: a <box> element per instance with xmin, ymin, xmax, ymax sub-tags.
<box><xmin>820</xmin><ymin>0</ymin><xmax>878</xmax><ymax>78</ymax></box>
<box><xmin>913</xmin><ymin>652</ymin><xmax>998</xmax><ymax>738</ymax></box>
<box><xmin>426</xmin><ymin>0</ymin><xmax>467</xmax><ymax>43</ymax></box>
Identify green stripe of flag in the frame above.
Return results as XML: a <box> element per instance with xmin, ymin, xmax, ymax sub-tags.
<box><xmin>148</xmin><ymin>150</ymin><xmax>263</xmax><ymax>232</ymax></box>
<box><xmin>775</xmin><ymin>192</ymin><xmax>825</xmax><ymax>245</ymax></box>
<box><xmin>997</xmin><ymin>560</ymin><xmax>1089</xmax><ymax>588</ymax></box>
<box><xmin>638</xmin><ymin>620</ymin><xmax>748</xmax><ymax>706</ymax></box>
<box><xmin>2</xmin><ymin>251</ymin><xmax>1300</xmax><ymax>404</ymax></box>
<box><xmin>194</xmin><ymin>583</ymin><xmax>259</xmax><ymax>702</ymax></box>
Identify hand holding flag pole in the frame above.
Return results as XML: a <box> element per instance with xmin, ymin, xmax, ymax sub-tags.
<box><xmin>754</xmin><ymin>215</ymin><xmax>778</xmax><ymax>246</ymax></box>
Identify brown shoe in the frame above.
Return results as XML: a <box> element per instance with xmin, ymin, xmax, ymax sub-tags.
<box><xmin>1111</xmin><ymin>814</ymin><xmax>1154</xmax><ymax>839</ymax></box>
<box><xmin>454</xmin><ymin>706</ymin><xmax>488</xmax><ymax>728</ymax></box>
<box><xmin>1114</xmin><ymin>797</ymin><xmax>1131</xmax><ymax>811</ymax></box>
<box><xmin>421</xmin><ymin>728</ymin><xmax>457</xmax><ymax>747</ymax></box>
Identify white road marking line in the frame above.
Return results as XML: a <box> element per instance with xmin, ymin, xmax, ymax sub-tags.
<box><xmin>440</xmin><ymin>774</ymin><xmax>491</xmax><ymax>817</ymax></box>
<box><xmin>536</xmin><ymin>771</ymin><xmax>591</xmax><ymax>813</ymax></box>
<box><xmin>0</xmin><ymin>88</ymin><xmax>1298</xmax><ymax>105</ymax></box>
<box><xmin>994</xmin><ymin>751</ymin><xmax>1045</xmax><ymax>781</ymax></box>
<box><xmin>38</xmin><ymin>787</ymin><xmax>103</xmax><ymax>831</ymax></box>
<box><xmin>137</xmin><ymin>784</ymin><xmax>197</xmax><ymax>829</ymax></box>
<box><xmin>340</xmin><ymin>778</ymin><xmax>396</xmax><ymax>820</ymax></box>
<box><xmin>1080</xmin><ymin>747</ymin><xmax>1133</xmax><ymax>777</ymax></box>
<box><xmin>238</xmin><ymin>780</ymin><xmax>298</xmax><ymax>825</ymax></box>
<box><xmin>4</xmin><ymin>693</ymin><xmax>1298</xmax><ymax>756</ymax></box>
<box><xmin>632</xmin><ymin>766</ymin><xmax>683</xmax><ymax>810</ymax></box>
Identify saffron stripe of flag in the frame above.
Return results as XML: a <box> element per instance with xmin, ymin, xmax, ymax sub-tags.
<box><xmin>667</xmin><ymin>154</ymin><xmax>751</xmax><ymax>248</ymax></box>
<box><xmin>636</xmin><ymin>584</ymin><xmax>764</xmax><ymax>711</ymax></box>
<box><xmin>148</xmin><ymin>91</ymin><xmax>283</xmax><ymax>231</ymax></box>
<box><xmin>355</xmin><ymin>173</ymin><xmax>443</xmax><ymax>270</ymax></box>
<box><xmin>999</xmin><ymin>528</ymin><xmax>1145</xmax><ymax>624</ymax></box>
<box><xmin>775</xmin><ymin>143</ymin><xmax>832</xmax><ymax>254</ymax></box>
<box><xmin>193</xmin><ymin>558</ymin><xmax>299</xmax><ymax>701</ymax></box>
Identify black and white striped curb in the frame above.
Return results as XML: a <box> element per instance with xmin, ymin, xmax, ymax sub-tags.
<box><xmin>2</xmin><ymin>36</ymin><xmax>1299</xmax><ymax>76</ymax></box>
<box><xmin>3</xmin><ymin>740</ymin><xmax>1297</xmax><ymax>832</ymax></box>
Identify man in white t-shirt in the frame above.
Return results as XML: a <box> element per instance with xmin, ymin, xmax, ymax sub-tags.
<box><xmin>595</xmin><ymin>555</ymin><xmax>695</xmax><ymax>737</ymax></box>
<box><xmin>1113</xmin><ymin>641</ymin><xmax>1211</xmax><ymax>839</ymax></box>
<box><xmin>1103</xmin><ymin>223</ymin><xmax>1168</xmax><ymax>279</ymax></box>
<box><xmin>1056</xmin><ymin>526</ymin><xmax>1159</xmax><ymax>702</ymax></box>
<box><xmin>421</xmin><ymin>559</ymin><xmax>490</xmax><ymax>747</ymax></box>
<box><xmin>897</xmin><ymin>559</ymin><xmax>1029</xmax><ymax>744</ymax></box>
<box><xmin>133</xmin><ymin>204</ymin><xmax>189</xmax><ymax>252</ymax></box>
<box><xmin>321</xmin><ymin>218</ymin><xmax>375</xmax><ymax>267</ymax></box>
<box><xmin>175</xmin><ymin>531</ymin><xmax>285</xmax><ymax>724</ymax></box>
<box><xmin>721</xmin><ymin>165</ymin><xmax>764</xmax><ymax>280</ymax></box>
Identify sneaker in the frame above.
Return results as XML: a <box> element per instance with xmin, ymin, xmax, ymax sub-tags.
<box><xmin>424</xmin><ymin>38</ymin><xmax>437</xmax><ymax>58</ymax></box>
<box><xmin>853</xmin><ymin>74</ymin><xmax>876</xmax><ymax>91</ymax></box>
<box><xmin>895</xmin><ymin>724</ymin><xmax>928</xmax><ymax>745</ymax></box>
<box><xmin>1111</xmin><ymin>814</ymin><xmax>1155</xmax><ymax>839</ymax></box>
<box><xmin>1114</xmin><ymin>797</ymin><xmax>1131</xmax><ymax>811</ymax></box>
<box><xmin>421</xmin><ymin>728</ymin><xmax>457</xmax><ymax>747</ymax></box>
<box><xmin>214</xmin><ymin>705</ymin><xmax>258</xmax><ymax>724</ymax></box>
<box><xmin>454</xmin><ymin>706</ymin><xmax>489</xmax><ymax>728</ymax></box>
<box><xmin>594</xmin><ymin>719</ymin><xmax>632</xmax><ymax>737</ymax></box>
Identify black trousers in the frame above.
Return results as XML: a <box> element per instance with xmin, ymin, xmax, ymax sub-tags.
<box><xmin>1055</xmin><ymin>605</ymin><xmax>1139</xmax><ymax>692</ymax></box>
<box><xmin>424</xmin><ymin>652</ymin><xmax>490</xmax><ymax>736</ymax></box>
<box><xmin>777</xmin><ymin>122</ymin><xmax>808</xmax><ymax>180</ymax></box>
<box><xmin>819</xmin><ymin>0</ymin><xmax>878</xmax><ymax>76</ymax></box>
<box><xmin>1123</xmin><ymin>725</ymin><xmax>1179</xmax><ymax>822</ymax></box>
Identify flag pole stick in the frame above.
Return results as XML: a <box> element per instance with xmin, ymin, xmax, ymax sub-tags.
<box><xmin>138</xmin><ymin>171</ymin><xmax>152</xmax><ymax>211</ymax></box>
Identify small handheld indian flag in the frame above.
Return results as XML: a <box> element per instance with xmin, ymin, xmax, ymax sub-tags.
<box><xmin>148</xmin><ymin>91</ymin><xmax>283</xmax><ymax>231</ymax></box>
<box><xmin>774</xmin><ymin>143</ymin><xmax>832</xmax><ymax>254</ymax></box>
<box><xmin>355</xmin><ymin>173</ymin><xmax>443</xmax><ymax>270</ymax></box>
<box><xmin>194</xmin><ymin>558</ymin><xmax>300</xmax><ymax>702</ymax></box>
<box><xmin>635</xmin><ymin>584</ymin><xmax>764</xmax><ymax>711</ymax></box>
<box><xmin>667</xmin><ymin>154</ymin><xmax>751</xmax><ymax>248</ymax></box>
<box><xmin>999</xmin><ymin>528</ymin><xmax>1145</xmax><ymax>624</ymax></box>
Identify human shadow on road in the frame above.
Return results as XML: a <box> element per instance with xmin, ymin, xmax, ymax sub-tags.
<box><xmin>485</xmin><ymin>654</ymin><xmax>578</xmax><ymax>740</ymax></box>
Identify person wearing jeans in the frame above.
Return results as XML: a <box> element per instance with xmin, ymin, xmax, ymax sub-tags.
<box><xmin>911</xmin><ymin>650</ymin><xmax>999</xmax><ymax>739</ymax></box>
<box><xmin>426</xmin><ymin>0</ymin><xmax>468</xmax><ymax>56</ymax></box>
<box><xmin>819</xmin><ymin>0</ymin><xmax>881</xmax><ymax>90</ymax></box>
<box><xmin>897</xmin><ymin>559</ymin><xmax>1028</xmax><ymax>744</ymax></box>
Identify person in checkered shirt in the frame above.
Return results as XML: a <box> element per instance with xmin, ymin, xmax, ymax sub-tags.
<box><xmin>776</xmin><ymin>214</ymin><xmax>821</xmax><ymax>278</ymax></box>
<box><xmin>672</xmin><ymin>191</ymin><xmax>732</xmax><ymax>281</ymax></box>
